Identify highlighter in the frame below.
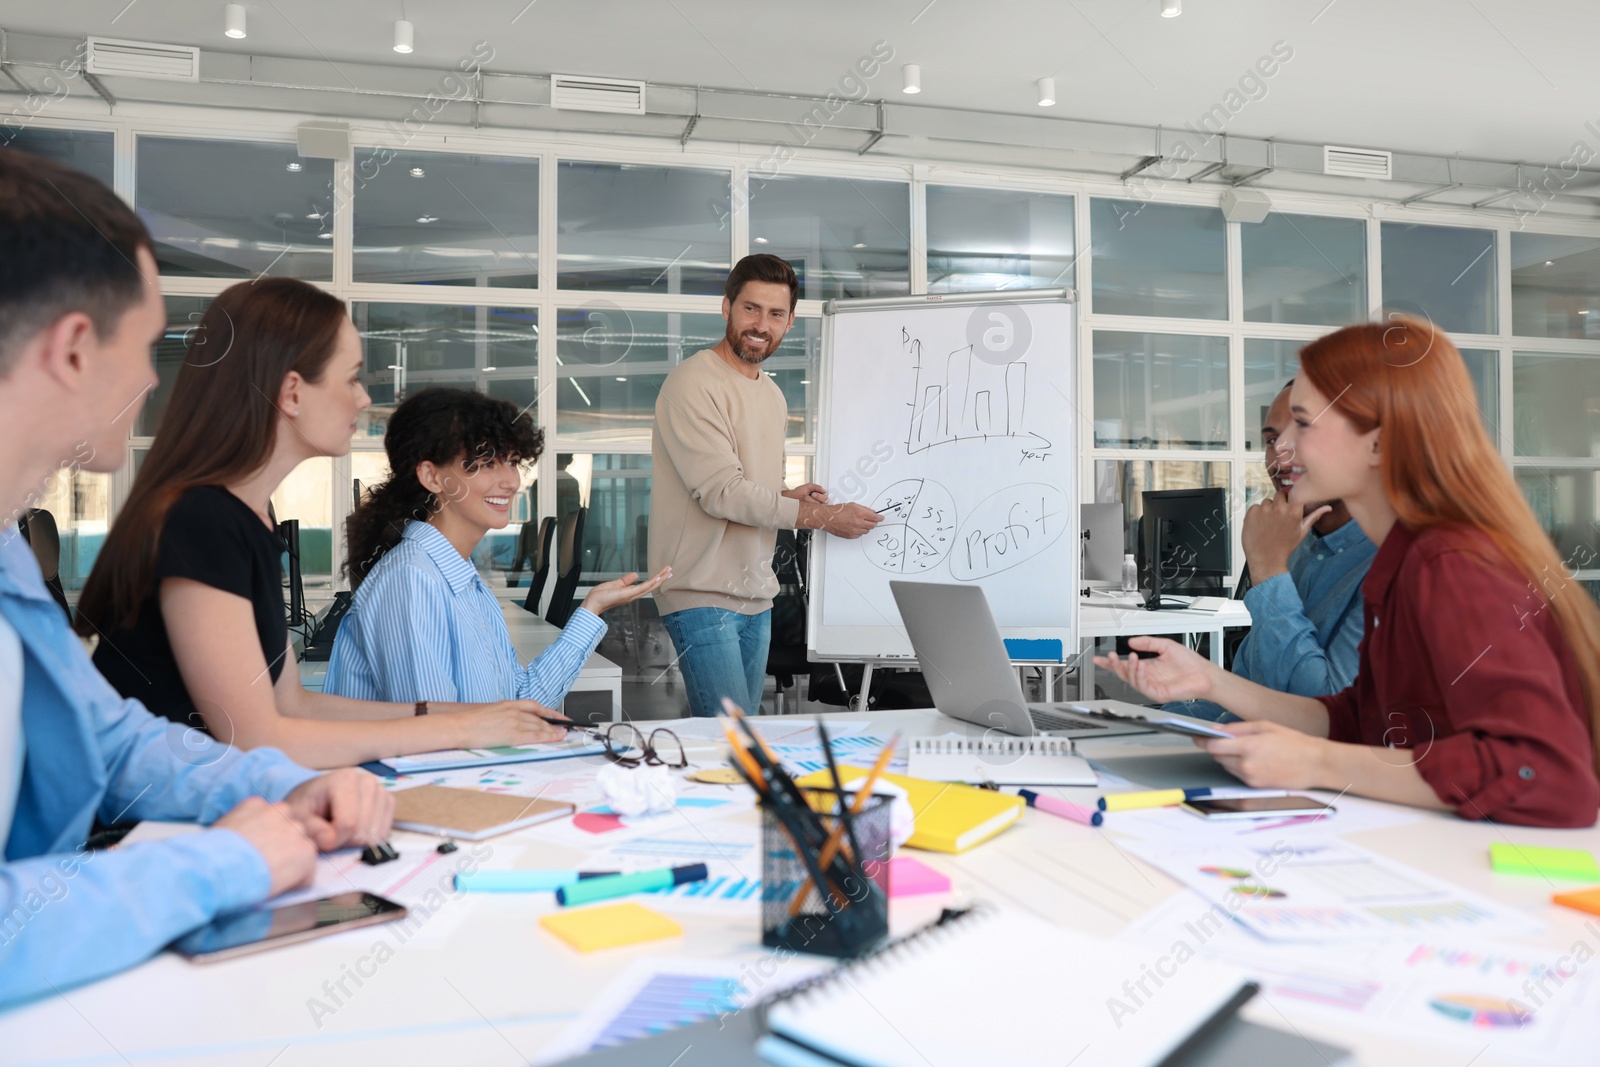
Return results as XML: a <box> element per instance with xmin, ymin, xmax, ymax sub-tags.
<box><xmin>556</xmin><ymin>863</ymin><xmax>710</xmax><ymax>907</ymax></box>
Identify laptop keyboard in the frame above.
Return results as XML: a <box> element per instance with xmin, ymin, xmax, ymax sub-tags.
<box><xmin>1028</xmin><ymin>706</ymin><xmax>1108</xmax><ymax>732</ymax></box>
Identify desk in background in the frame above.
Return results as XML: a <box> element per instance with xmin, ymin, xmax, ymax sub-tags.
<box><xmin>1076</xmin><ymin>598</ymin><xmax>1251</xmax><ymax>700</ymax></box>
<box><xmin>298</xmin><ymin>603</ymin><xmax>623</xmax><ymax>722</ymax></box>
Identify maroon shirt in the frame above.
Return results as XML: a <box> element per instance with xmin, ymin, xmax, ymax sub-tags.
<box><xmin>1317</xmin><ymin>522</ymin><xmax>1599</xmax><ymax>828</ymax></box>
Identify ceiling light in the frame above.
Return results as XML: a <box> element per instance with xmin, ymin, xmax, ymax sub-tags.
<box><xmin>615</xmin><ymin>376</ymin><xmax>627</xmax><ymax>381</ymax></box>
<box><xmin>902</xmin><ymin>64</ymin><xmax>921</xmax><ymax>94</ymax></box>
<box><xmin>483</xmin><ymin>365</ymin><xmax>496</xmax><ymax>372</ymax></box>
<box><xmin>415</xmin><ymin>215</ymin><xmax>438</xmax><ymax>223</ymax></box>
<box><xmin>305</xmin><ymin>211</ymin><xmax>321</xmax><ymax>219</ymax></box>
<box><xmin>409</xmin><ymin>166</ymin><xmax>425</xmax><ymax>178</ymax></box>
<box><xmin>285</xmin><ymin>161</ymin><xmax>302</xmax><ymax>172</ymax></box>
<box><xmin>1582</xmin><ymin>310</ymin><xmax>1592</xmax><ymax>315</ymax></box>
<box><xmin>387</xmin><ymin>363</ymin><xmax>402</xmax><ymax>369</ymax></box>
<box><xmin>224</xmin><ymin>4</ymin><xmax>247</xmax><ymax>38</ymax></box>
<box><xmin>1037</xmin><ymin>77</ymin><xmax>1056</xmax><ymax>107</ymax></box>
<box><xmin>753</xmin><ymin>236</ymin><xmax>768</xmax><ymax>244</ymax></box>
<box><xmin>393</xmin><ymin>19</ymin><xmax>414</xmax><ymax>53</ymax></box>
<box><xmin>318</xmin><ymin>231</ymin><xmax>333</xmax><ymax>239</ymax></box>
<box><xmin>1546</xmin><ymin>260</ymin><xmax>1554</xmax><ymax>266</ymax></box>
<box><xmin>1161</xmin><ymin>0</ymin><xmax>1181</xmax><ymax>16</ymax></box>
<box><xmin>852</xmin><ymin>242</ymin><xmax>866</xmax><ymax>249</ymax></box>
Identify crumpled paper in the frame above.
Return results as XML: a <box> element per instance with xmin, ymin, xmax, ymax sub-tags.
<box><xmin>595</xmin><ymin>762</ymin><xmax>676</xmax><ymax>817</ymax></box>
<box><xmin>839</xmin><ymin>777</ymin><xmax>915</xmax><ymax>850</ymax></box>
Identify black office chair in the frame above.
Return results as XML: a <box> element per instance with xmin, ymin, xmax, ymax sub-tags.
<box><xmin>544</xmin><ymin>507</ymin><xmax>587</xmax><ymax>628</ymax></box>
<box><xmin>765</xmin><ymin>530</ymin><xmax>814</xmax><ymax>715</ymax></box>
<box><xmin>519</xmin><ymin>517</ymin><xmax>558</xmax><ymax>615</ymax></box>
<box><xmin>19</xmin><ymin>508</ymin><xmax>70</xmax><ymax>620</ymax></box>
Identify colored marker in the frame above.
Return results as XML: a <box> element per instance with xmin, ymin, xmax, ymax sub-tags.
<box><xmin>454</xmin><ymin>869</ymin><xmax>620</xmax><ymax>893</ymax></box>
<box><xmin>1182</xmin><ymin>788</ymin><xmax>1291</xmax><ymax>801</ymax></box>
<box><xmin>556</xmin><ymin>863</ymin><xmax>709</xmax><ymax>907</ymax></box>
<box><xmin>1019</xmin><ymin>789</ymin><xmax>1102</xmax><ymax>827</ymax></box>
<box><xmin>1098</xmin><ymin>789</ymin><xmax>1186</xmax><ymax>812</ymax></box>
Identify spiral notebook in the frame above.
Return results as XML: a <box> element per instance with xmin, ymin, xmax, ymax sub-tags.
<box><xmin>761</xmin><ymin>907</ymin><xmax>1257</xmax><ymax>1067</ymax></box>
<box><xmin>907</xmin><ymin>736</ymin><xmax>1096</xmax><ymax>786</ymax></box>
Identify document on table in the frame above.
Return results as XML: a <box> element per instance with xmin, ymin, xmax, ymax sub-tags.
<box><xmin>1119</xmin><ymin>839</ymin><xmax>1543</xmax><ymax>943</ymax></box>
<box><xmin>1121</xmin><ymin>892</ymin><xmax>1600</xmax><ymax>1062</ymax></box>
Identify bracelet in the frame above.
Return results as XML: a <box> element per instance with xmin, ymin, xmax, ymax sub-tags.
<box><xmin>414</xmin><ymin>701</ymin><xmax>429</xmax><ymax>716</ymax></box>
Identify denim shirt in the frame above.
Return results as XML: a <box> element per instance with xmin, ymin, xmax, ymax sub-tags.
<box><xmin>0</xmin><ymin>530</ymin><xmax>315</xmax><ymax>1006</ymax></box>
<box><xmin>1173</xmin><ymin>519</ymin><xmax>1375</xmax><ymax>721</ymax></box>
<box><xmin>325</xmin><ymin>521</ymin><xmax>605</xmax><ymax>705</ymax></box>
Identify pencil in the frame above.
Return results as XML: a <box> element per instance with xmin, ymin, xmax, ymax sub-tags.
<box><xmin>788</xmin><ymin>732</ymin><xmax>900</xmax><ymax>918</ymax></box>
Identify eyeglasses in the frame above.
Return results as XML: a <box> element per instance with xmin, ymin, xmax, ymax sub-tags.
<box><xmin>594</xmin><ymin>723</ymin><xmax>687</xmax><ymax>769</ymax></box>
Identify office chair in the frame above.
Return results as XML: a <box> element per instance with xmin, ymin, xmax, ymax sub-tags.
<box><xmin>19</xmin><ymin>508</ymin><xmax>70</xmax><ymax>620</ymax></box>
<box><xmin>544</xmin><ymin>507</ymin><xmax>587</xmax><ymax>628</ymax></box>
<box><xmin>520</xmin><ymin>517</ymin><xmax>557</xmax><ymax>615</ymax></box>
<box><xmin>765</xmin><ymin>529</ymin><xmax>813</xmax><ymax>714</ymax></box>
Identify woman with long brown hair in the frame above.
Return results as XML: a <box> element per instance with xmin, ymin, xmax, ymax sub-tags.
<box><xmin>1097</xmin><ymin>318</ymin><xmax>1600</xmax><ymax>827</ymax></box>
<box><xmin>77</xmin><ymin>278</ymin><xmax>567</xmax><ymax>769</ymax></box>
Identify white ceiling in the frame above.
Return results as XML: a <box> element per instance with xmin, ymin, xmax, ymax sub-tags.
<box><xmin>7</xmin><ymin>0</ymin><xmax>1598</xmax><ymax>166</ymax></box>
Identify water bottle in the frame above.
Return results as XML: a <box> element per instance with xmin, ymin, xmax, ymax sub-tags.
<box><xmin>1121</xmin><ymin>553</ymin><xmax>1138</xmax><ymax>594</ymax></box>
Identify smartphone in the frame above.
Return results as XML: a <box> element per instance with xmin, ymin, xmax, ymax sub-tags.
<box><xmin>171</xmin><ymin>891</ymin><xmax>407</xmax><ymax>963</ymax></box>
<box><xmin>1182</xmin><ymin>796</ymin><xmax>1335</xmax><ymax>820</ymax></box>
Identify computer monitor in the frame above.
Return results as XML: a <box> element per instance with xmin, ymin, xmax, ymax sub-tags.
<box><xmin>1138</xmin><ymin>488</ymin><xmax>1230</xmax><ymax>610</ymax></box>
<box><xmin>1080</xmin><ymin>503</ymin><xmax>1124</xmax><ymax>585</ymax></box>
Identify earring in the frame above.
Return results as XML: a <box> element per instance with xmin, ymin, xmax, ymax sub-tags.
<box><xmin>288</xmin><ymin>408</ymin><xmax>300</xmax><ymax>418</ymax></box>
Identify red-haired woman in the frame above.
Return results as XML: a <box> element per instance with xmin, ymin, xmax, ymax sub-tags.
<box><xmin>1098</xmin><ymin>318</ymin><xmax>1600</xmax><ymax>827</ymax></box>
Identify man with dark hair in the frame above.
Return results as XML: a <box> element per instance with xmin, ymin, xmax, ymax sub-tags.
<box><xmin>650</xmin><ymin>254</ymin><xmax>879</xmax><ymax>716</ymax></box>
<box><xmin>0</xmin><ymin>149</ymin><xmax>394</xmax><ymax>1004</ymax></box>
<box><xmin>1172</xmin><ymin>380</ymin><xmax>1375</xmax><ymax>721</ymax></box>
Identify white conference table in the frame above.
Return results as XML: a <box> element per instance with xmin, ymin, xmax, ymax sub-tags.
<box><xmin>6</xmin><ymin>707</ymin><xmax>1597</xmax><ymax>1067</ymax></box>
<box><xmin>298</xmin><ymin>604</ymin><xmax>624</xmax><ymax>721</ymax></box>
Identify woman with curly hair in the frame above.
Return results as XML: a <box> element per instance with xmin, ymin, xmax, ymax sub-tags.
<box><xmin>327</xmin><ymin>387</ymin><xmax>666</xmax><ymax>707</ymax></box>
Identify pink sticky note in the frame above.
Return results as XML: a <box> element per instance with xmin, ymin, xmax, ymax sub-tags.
<box><xmin>888</xmin><ymin>856</ymin><xmax>951</xmax><ymax>898</ymax></box>
<box><xmin>573</xmin><ymin>812</ymin><xmax>625</xmax><ymax>834</ymax></box>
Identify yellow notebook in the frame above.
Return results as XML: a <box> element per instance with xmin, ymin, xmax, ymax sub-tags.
<box><xmin>796</xmin><ymin>767</ymin><xmax>1023</xmax><ymax>853</ymax></box>
<box><xmin>539</xmin><ymin>902</ymin><xmax>683</xmax><ymax>952</ymax></box>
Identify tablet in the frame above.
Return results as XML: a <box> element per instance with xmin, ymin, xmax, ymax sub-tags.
<box><xmin>171</xmin><ymin>891</ymin><xmax>407</xmax><ymax>963</ymax></box>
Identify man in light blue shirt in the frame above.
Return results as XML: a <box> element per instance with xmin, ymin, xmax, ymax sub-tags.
<box><xmin>1174</xmin><ymin>381</ymin><xmax>1376</xmax><ymax>722</ymax></box>
<box><xmin>0</xmin><ymin>150</ymin><xmax>393</xmax><ymax>1005</ymax></box>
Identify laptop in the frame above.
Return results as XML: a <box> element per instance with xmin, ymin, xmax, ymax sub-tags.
<box><xmin>889</xmin><ymin>580</ymin><xmax>1158</xmax><ymax>740</ymax></box>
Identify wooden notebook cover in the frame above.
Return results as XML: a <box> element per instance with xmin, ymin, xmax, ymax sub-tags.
<box><xmin>392</xmin><ymin>785</ymin><xmax>573</xmax><ymax>838</ymax></box>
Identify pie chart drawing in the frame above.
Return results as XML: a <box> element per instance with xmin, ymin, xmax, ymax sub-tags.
<box><xmin>863</xmin><ymin>479</ymin><xmax>958</xmax><ymax>574</ymax></box>
<box><xmin>1428</xmin><ymin>994</ymin><xmax>1533</xmax><ymax>1029</ymax></box>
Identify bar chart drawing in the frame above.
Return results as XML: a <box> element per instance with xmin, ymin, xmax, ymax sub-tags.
<box><xmin>904</xmin><ymin>335</ymin><xmax>1032</xmax><ymax>454</ymax></box>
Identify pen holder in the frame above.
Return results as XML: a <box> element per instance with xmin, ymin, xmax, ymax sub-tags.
<box><xmin>761</xmin><ymin>789</ymin><xmax>891</xmax><ymax>958</ymax></box>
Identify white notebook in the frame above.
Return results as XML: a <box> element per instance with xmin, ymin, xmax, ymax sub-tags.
<box><xmin>907</xmin><ymin>736</ymin><xmax>1096</xmax><ymax>786</ymax></box>
<box><xmin>762</xmin><ymin>907</ymin><xmax>1255</xmax><ymax>1067</ymax></box>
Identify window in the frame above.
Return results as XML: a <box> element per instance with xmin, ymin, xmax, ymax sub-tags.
<box><xmin>748</xmin><ymin>174</ymin><xmax>909</xmax><ymax>300</ymax></box>
<box><xmin>353</xmin><ymin>149</ymin><xmax>538</xmax><ymax>287</ymax></box>
<box><xmin>1457</xmin><ymin>348</ymin><xmax>1501</xmax><ymax>440</ymax></box>
<box><xmin>136</xmin><ymin>137</ymin><xmax>333</xmax><ymax>279</ymax></box>
<box><xmin>352</xmin><ymin>304</ymin><xmax>538</xmax><ymax>436</ymax></box>
<box><xmin>1517</xmin><ymin>469</ymin><xmax>1600</xmax><ymax>565</ymax></box>
<box><xmin>557</xmin><ymin>162</ymin><xmax>729</xmax><ymax>294</ymax></box>
<box><xmin>1</xmin><ymin>127</ymin><xmax>114</xmax><ymax>186</ymax></box>
<box><xmin>140</xmin><ymin>296</ymin><xmax>213</xmax><ymax>437</ymax></box>
<box><xmin>558</xmin><ymin>453</ymin><xmax>653</xmax><ymax>579</ymax></box>
<box><xmin>33</xmin><ymin>468</ymin><xmax>111</xmax><ymax>593</ymax></box>
<box><xmin>1093</xmin><ymin>460</ymin><xmax>1232</xmax><ymax>555</ymax></box>
<box><xmin>1090</xmin><ymin>199</ymin><xmax>1226</xmax><ymax>319</ymax></box>
<box><xmin>272</xmin><ymin>457</ymin><xmax>334</xmax><ymax>587</ymax></box>
<box><xmin>1242</xmin><ymin>213</ymin><xmax>1366</xmax><ymax>326</ymax></box>
<box><xmin>1511</xmin><ymin>233</ymin><xmax>1600</xmax><ymax>339</ymax></box>
<box><xmin>555</xmin><ymin>309</ymin><xmax>719</xmax><ymax>445</ymax></box>
<box><xmin>1513</xmin><ymin>352</ymin><xmax>1600</xmax><ymax>458</ymax></box>
<box><xmin>1242</xmin><ymin>339</ymin><xmax>1300</xmax><ymax>451</ymax></box>
<box><xmin>1380</xmin><ymin>222</ymin><xmax>1496</xmax><ymax>336</ymax></box>
<box><xmin>1093</xmin><ymin>331</ymin><xmax>1230</xmax><ymax>450</ymax></box>
<box><xmin>926</xmin><ymin>186</ymin><xmax>1075</xmax><ymax>292</ymax></box>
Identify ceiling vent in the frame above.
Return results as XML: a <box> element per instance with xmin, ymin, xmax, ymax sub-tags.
<box><xmin>1323</xmin><ymin>145</ymin><xmax>1392</xmax><ymax>180</ymax></box>
<box><xmin>84</xmin><ymin>37</ymin><xmax>200</xmax><ymax>82</ymax></box>
<box><xmin>550</xmin><ymin>75</ymin><xmax>646</xmax><ymax>115</ymax></box>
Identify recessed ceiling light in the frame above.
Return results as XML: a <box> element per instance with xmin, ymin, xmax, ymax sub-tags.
<box><xmin>224</xmin><ymin>3</ymin><xmax>247</xmax><ymax>38</ymax></box>
<box><xmin>409</xmin><ymin>166</ymin><xmax>425</xmax><ymax>178</ymax></box>
<box><xmin>1037</xmin><ymin>77</ymin><xmax>1057</xmax><ymax>107</ymax></box>
<box><xmin>483</xmin><ymin>365</ymin><xmax>496</xmax><ymax>372</ymax></box>
<box><xmin>387</xmin><ymin>363</ymin><xmax>402</xmax><ymax>369</ymax></box>
<box><xmin>1161</xmin><ymin>0</ymin><xmax>1181</xmax><ymax>16</ymax></box>
<box><xmin>318</xmin><ymin>232</ymin><xmax>333</xmax><ymax>239</ymax></box>
<box><xmin>902</xmin><ymin>64</ymin><xmax>921</xmax><ymax>94</ymax></box>
<box><xmin>305</xmin><ymin>211</ymin><xmax>321</xmax><ymax>219</ymax></box>
<box><xmin>416</xmin><ymin>215</ymin><xmax>438</xmax><ymax>224</ymax></box>
<box><xmin>753</xmin><ymin>236</ymin><xmax>769</xmax><ymax>244</ymax></box>
<box><xmin>800</xmin><ymin>379</ymin><xmax>811</xmax><ymax>384</ymax></box>
<box><xmin>393</xmin><ymin>19</ymin><xmax>414</xmax><ymax>53</ymax></box>
<box><xmin>852</xmin><ymin>242</ymin><xmax>866</xmax><ymax>249</ymax></box>
<box><xmin>286</xmin><ymin>161</ymin><xmax>302</xmax><ymax>172</ymax></box>
<box><xmin>1582</xmin><ymin>310</ymin><xmax>1592</xmax><ymax>315</ymax></box>
<box><xmin>1545</xmin><ymin>260</ymin><xmax>1554</xmax><ymax>266</ymax></box>
<box><xmin>615</xmin><ymin>376</ymin><xmax>627</xmax><ymax>382</ymax></box>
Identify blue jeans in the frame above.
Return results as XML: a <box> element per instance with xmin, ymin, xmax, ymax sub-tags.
<box><xmin>661</xmin><ymin>607</ymin><xmax>771</xmax><ymax>717</ymax></box>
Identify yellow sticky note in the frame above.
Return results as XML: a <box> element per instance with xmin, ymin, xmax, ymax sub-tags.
<box><xmin>539</xmin><ymin>902</ymin><xmax>683</xmax><ymax>953</ymax></box>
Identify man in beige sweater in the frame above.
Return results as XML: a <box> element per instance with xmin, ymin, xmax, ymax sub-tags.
<box><xmin>650</xmin><ymin>255</ymin><xmax>880</xmax><ymax>716</ymax></box>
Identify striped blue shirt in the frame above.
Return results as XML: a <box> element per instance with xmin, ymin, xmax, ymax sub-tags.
<box><xmin>324</xmin><ymin>520</ymin><xmax>606</xmax><ymax>707</ymax></box>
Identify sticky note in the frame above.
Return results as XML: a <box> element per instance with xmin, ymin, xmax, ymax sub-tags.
<box><xmin>888</xmin><ymin>856</ymin><xmax>951</xmax><ymax>898</ymax></box>
<box><xmin>1553</xmin><ymin>887</ymin><xmax>1600</xmax><ymax>917</ymax></box>
<box><xmin>1489</xmin><ymin>843</ymin><xmax>1600</xmax><ymax>882</ymax></box>
<box><xmin>539</xmin><ymin>902</ymin><xmax>682</xmax><ymax>952</ymax></box>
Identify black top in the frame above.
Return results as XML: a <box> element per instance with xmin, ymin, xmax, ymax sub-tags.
<box><xmin>94</xmin><ymin>485</ymin><xmax>290</xmax><ymax>732</ymax></box>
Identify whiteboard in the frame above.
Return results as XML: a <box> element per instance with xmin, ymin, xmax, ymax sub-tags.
<box><xmin>808</xmin><ymin>291</ymin><xmax>1078</xmax><ymax>661</ymax></box>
